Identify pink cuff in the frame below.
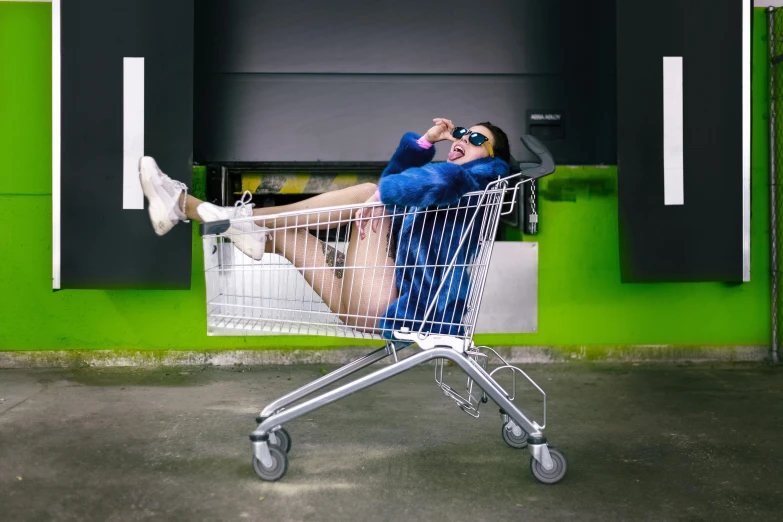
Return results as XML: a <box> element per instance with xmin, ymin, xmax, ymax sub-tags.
<box><xmin>374</xmin><ymin>189</ymin><xmax>381</xmax><ymax>202</ymax></box>
<box><xmin>416</xmin><ymin>136</ymin><xmax>433</xmax><ymax>149</ymax></box>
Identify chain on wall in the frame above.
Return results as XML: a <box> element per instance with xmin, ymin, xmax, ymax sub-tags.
<box><xmin>524</xmin><ymin>179</ymin><xmax>539</xmax><ymax>235</ymax></box>
<box><xmin>767</xmin><ymin>7</ymin><xmax>783</xmax><ymax>363</ymax></box>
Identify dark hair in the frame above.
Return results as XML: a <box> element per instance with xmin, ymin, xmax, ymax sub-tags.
<box><xmin>475</xmin><ymin>121</ymin><xmax>510</xmax><ymax>164</ymax></box>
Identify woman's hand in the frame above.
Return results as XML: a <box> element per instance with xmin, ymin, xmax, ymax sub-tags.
<box><xmin>355</xmin><ymin>191</ymin><xmax>386</xmax><ymax>240</ymax></box>
<box><xmin>423</xmin><ymin>118</ymin><xmax>457</xmax><ymax>144</ymax></box>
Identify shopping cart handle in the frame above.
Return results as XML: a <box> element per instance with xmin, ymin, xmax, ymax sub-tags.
<box><xmin>511</xmin><ymin>135</ymin><xmax>556</xmax><ymax>180</ymax></box>
<box><xmin>201</xmin><ymin>219</ymin><xmax>231</xmax><ymax>236</ymax></box>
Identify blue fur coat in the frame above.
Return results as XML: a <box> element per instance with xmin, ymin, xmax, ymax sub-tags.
<box><xmin>377</xmin><ymin>133</ymin><xmax>509</xmax><ymax>338</ymax></box>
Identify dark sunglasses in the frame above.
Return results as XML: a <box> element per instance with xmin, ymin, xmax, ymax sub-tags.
<box><xmin>452</xmin><ymin>127</ymin><xmax>490</xmax><ymax>146</ymax></box>
<box><xmin>451</xmin><ymin>127</ymin><xmax>494</xmax><ymax>156</ymax></box>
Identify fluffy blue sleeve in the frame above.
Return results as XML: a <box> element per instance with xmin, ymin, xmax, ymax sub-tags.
<box><xmin>381</xmin><ymin>132</ymin><xmax>436</xmax><ymax>178</ymax></box>
<box><xmin>378</xmin><ymin>163</ymin><xmax>480</xmax><ymax>207</ymax></box>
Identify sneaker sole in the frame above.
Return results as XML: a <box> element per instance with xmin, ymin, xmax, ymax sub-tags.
<box><xmin>226</xmin><ymin>226</ymin><xmax>267</xmax><ymax>261</ymax></box>
<box><xmin>139</xmin><ymin>158</ymin><xmax>176</xmax><ymax>236</ymax></box>
<box><xmin>196</xmin><ymin>203</ymin><xmax>267</xmax><ymax>260</ymax></box>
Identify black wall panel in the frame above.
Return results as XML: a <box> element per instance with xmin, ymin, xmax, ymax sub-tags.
<box><xmin>61</xmin><ymin>0</ymin><xmax>193</xmax><ymax>289</ymax></box>
<box><xmin>617</xmin><ymin>0</ymin><xmax>748</xmax><ymax>283</ymax></box>
<box><xmin>194</xmin><ymin>0</ymin><xmax>616</xmax><ymax>165</ymax></box>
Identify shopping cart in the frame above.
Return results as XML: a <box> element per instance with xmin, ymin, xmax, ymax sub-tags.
<box><xmin>200</xmin><ymin>135</ymin><xmax>566</xmax><ymax>484</ymax></box>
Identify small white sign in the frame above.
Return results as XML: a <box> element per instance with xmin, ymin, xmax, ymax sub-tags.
<box><xmin>663</xmin><ymin>56</ymin><xmax>684</xmax><ymax>206</ymax></box>
<box><xmin>123</xmin><ymin>57</ymin><xmax>144</xmax><ymax>210</ymax></box>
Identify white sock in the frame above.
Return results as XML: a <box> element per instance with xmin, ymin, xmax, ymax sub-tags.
<box><xmin>173</xmin><ymin>190</ymin><xmax>188</xmax><ymax>222</ymax></box>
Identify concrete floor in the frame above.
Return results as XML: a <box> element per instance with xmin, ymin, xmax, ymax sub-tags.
<box><xmin>0</xmin><ymin>361</ymin><xmax>781</xmax><ymax>522</ymax></box>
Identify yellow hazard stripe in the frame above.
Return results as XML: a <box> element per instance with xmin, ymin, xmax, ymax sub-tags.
<box><xmin>241</xmin><ymin>175</ymin><xmax>262</xmax><ymax>193</ymax></box>
<box><xmin>279</xmin><ymin>174</ymin><xmax>311</xmax><ymax>194</ymax></box>
<box><xmin>328</xmin><ymin>174</ymin><xmax>358</xmax><ymax>191</ymax></box>
<box><xmin>241</xmin><ymin>173</ymin><xmax>370</xmax><ymax>194</ymax></box>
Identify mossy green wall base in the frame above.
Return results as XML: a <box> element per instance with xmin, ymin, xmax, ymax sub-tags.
<box><xmin>0</xmin><ymin>5</ymin><xmax>772</xmax><ymax>353</ymax></box>
<box><xmin>0</xmin><ymin>345</ymin><xmax>768</xmax><ymax>369</ymax></box>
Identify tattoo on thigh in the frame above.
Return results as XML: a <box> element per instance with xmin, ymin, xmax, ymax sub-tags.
<box><xmin>385</xmin><ymin>226</ymin><xmax>396</xmax><ymax>260</ymax></box>
<box><xmin>320</xmin><ymin>242</ymin><xmax>345</xmax><ymax>279</ymax></box>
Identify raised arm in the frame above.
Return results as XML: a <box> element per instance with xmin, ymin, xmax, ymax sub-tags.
<box><xmin>380</xmin><ymin>133</ymin><xmax>435</xmax><ymax>177</ymax></box>
<box><xmin>379</xmin><ymin>152</ymin><xmax>510</xmax><ymax>208</ymax></box>
<box><xmin>381</xmin><ymin>118</ymin><xmax>457</xmax><ymax>177</ymax></box>
<box><xmin>357</xmin><ymin>119</ymin><xmax>461</xmax><ymax>239</ymax></box>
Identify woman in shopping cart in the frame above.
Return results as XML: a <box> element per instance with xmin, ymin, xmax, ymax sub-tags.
<box><xmin>140</xmin><ymin>118</ymin><xmax>510</xmax><ymax>336</ymax></box>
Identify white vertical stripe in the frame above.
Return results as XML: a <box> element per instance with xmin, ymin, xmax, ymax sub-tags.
<box><xmin>52</xmin><ymin>0</ymin><xmax>61</xmax><ymax>289</ymax></box>
<box><xmin>123</xmin><ymin>57</ymin><xmax>144</xmax><ymax>210</ymax></box>
<box><xmin>742</xmin><ymin>1</ymin><xmax>751</xmax><ymax>282</ymax></box>
<box><xmin>663</xmin><ymin>56</ymin><xmax>684</xmax><ymax>206</ymax></box>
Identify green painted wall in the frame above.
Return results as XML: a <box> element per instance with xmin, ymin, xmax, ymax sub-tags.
<box><xmin>0</xmin><ymin>4</ymin><xmax>772</xmax><ymax>351</ymax></box>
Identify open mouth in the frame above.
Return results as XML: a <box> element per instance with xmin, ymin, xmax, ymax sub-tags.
<box><xmin>448</xmin><ymin>144</ymin><xmax>465</xmax><ymax>161</ymax></box>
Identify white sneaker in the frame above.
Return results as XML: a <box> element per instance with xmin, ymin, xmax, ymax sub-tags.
<box><xmin>138</xmin><ymin>157</ymin><xmax>189</xmax><ymax>236</ymax></box>
<box><xmin>197</xmin><ymin>191</ymin><xmax>271</xmax><ymax>261</ymax></box>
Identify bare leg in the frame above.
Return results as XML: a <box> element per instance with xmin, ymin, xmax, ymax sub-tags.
<box><xmin>183</xmin><ymin>194</ymin><xmax>204</xmax><ymax>222</ymax></box>
<box><xmin>340</xmin><ymin>215</ymin><xmax>398</xmax><ymax>330</ymax></box>
<box><xmin>252</xmin><ymin>183</ymin><xmax>377</xmax><ymax>230</ymax></box>
<box><xmin>253</xmin><ymin>183</ymin><xmax>396</xmax><ymax>329</ymax></box>
<box><xmin>270</xmin><ymin>212</ymin><xmax>397</xmax><ymax>331</ymax></box>
<box><xmin>184</xmin><ymin>182</ymin><xmax>395</xmax><ymax>330</ymax></box>
<box><xmin>180</xmin><ymin>183</ymin><xmax>376</xmax><ymax>228</ymax></box>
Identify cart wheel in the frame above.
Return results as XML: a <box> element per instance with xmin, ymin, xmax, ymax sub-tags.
<box><xmin>270</xmin><ymin>427</ymin><xmax>292</xmax><ymax>454</ymax></box>
<box><xmin>530</xmin><ymin>448</ymin><xmax>567</xmax><ymax>484</ymax></box>
<box><xmin>501</xmin><ymin>422</ymin><xmax>528</xmax><ymax>449</ymax></box>
<box><xmin>252</xmin><ymin>445</ymin><xmax>288</xmax><ymax>482</ymax></box>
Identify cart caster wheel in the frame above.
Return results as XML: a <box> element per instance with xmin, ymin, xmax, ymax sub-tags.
<box><xmin>252</xmin><ymin>445</ymin><xmax>288</xmax><ymax>482</ymax></box>
<box><xmin>269</xmin><ymin>427</ymin><xmax>292</xmax><ymax>454</ymax></box>
<box><xmin>530</xmin><ymin>448</ymin><xmax>567</xmax><ymax>484</ymax></box>
<box><xmin>501</xmin><ymin>422</ymin><xmax>528</xmax><ymax>448</ymax></box>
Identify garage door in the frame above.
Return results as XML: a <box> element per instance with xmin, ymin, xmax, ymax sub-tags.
<box><xmin>194</xmin><ymin>0</ymin><xmax>616</xmax><ymax>165</ymax></box>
